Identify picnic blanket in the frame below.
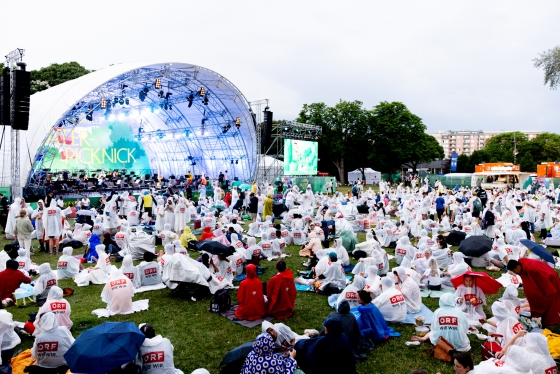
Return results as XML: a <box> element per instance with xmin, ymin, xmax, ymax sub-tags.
<box><xmin>219</xmin><ymin>303</ymin><xmax>273</xmax><ymax>328</ymax></box>
<box><xmin>92</xmin><ymin>299</ymin><xmax>149</xmax><ymax>318</ymax></box>
<box><xmin>134</xmin><ymin>283</ymin><xmax>167</xmax><ymax>293</ymax></box>
<box><xmin>295</xmin><ymin>275</ymin><xmax>353</xmax><ymax>293</ymax></box>
<box><xmin>402</xmin><ymin>303</ymin><xmax>434</xmax><ymax>325</ymax></box>
<box><xmin>420</xmin><ymin>289</ymin><xmax>454</xmax><ymax>298</ymax></box>
<box><xmin>233</xmin><ymin>267</ymin><xmax>266</xmax><ymax>282</ymax></box>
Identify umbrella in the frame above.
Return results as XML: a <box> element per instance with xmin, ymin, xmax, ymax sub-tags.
<box><xmin>458</xmin><ymin>235</ymin><xmax>492</xmax><ymax>257</ymax></box>
<box><xmin>274</xmin><ymin>180</ymin><xmax>283</xmax><ymax>186</ymax></box>
<box><xmin>450</xmin><ymin>271</ymin><xmax>502</xmax><ymax>294</ymax></box>
<box><xmin>519</xmin><ymin>239</ymin><xmax>555</xmax><ymax>264</ymax></box>
<box><xmin>64</xmin><ymin>322</ymin><xmax>145</xmax><ymax>374</ymax></box>
<box><xmin>195</xmin><ymin>240</ymin><xmax>235</xmax><ymax>256</ymax></box>
<box><xmin>239</xmin><ymin>184</ymin><xmax>251</xmax><ymax>191</ymax></box>
<box><xmin>220</xmin><ymin>341</ymin><xmax>254</xmax><ymax>366</ymax></box>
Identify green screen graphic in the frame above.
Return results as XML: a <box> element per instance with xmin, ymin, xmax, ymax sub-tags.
<box><xmin>283</xmin><ymin>139</ymin><xmax>318</xmax><ymax>176</ymax></box>
<box><xmin>46</xmin><ymin>121</ymin><xmax>151</xmax><ymax>173</ymax></box>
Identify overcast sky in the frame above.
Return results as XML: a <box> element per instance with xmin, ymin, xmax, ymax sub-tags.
<box><xmin>1</xmin><ymin>0</ymin><xmax>559</xmax><ymax>133</ymax></box>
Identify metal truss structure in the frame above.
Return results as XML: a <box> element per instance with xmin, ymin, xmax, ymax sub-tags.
<box><xmin>27</xmin><ymin>63</ymin><xmax>257</xmax><ymax>188</ymax></box>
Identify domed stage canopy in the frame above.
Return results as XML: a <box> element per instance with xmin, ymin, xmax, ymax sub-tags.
<box><xmin>12</xmin><ymin>62</ymin><xmax>257</xmax><ymax>192</ymax></box>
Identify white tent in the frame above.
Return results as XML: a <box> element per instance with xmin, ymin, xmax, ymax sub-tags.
<box><xmin>347</xmin><ymin>168</ymin><xmax>381</xmax><ymax>185</ymax></box>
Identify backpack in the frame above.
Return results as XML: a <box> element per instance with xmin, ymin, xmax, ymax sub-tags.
<box><xmin>473</xmin><ymin>198</ymin><xmax>482</xmax><ymax>213</ymax></box>
<box><xmin>210</xmin><ymin>289</ymin><xmax>231</xmax><ymax>313</ymax></box>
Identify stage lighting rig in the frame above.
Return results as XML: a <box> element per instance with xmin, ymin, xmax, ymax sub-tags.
<box><xmin>235</xmin><ymin>117</ymin><xmax>241</xmax><ymax>129</ymax></box>
<box><xmin>100</xmin><ymin>98</ymin><xmax>107</xmax><ymax>109</ymax></box>
<box><xmin>199</xmin><ymin>87</ymin><xmax>205</xmax><ymax>96</ymax></box>
<box><xmin>155</xmin><ymin>78</ymin><xmax>161</xmax><ymax>89</ymax></box>
<box><xmin>187</xmin><ymin>94</ymin><xmax>194</xmax><ymax>108</ymax></box>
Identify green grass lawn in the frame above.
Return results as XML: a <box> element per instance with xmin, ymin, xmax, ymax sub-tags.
<box><xmin>5</xmin><ymin>187</ymin><xmax>558</xmax><ymax>373</ymax></box>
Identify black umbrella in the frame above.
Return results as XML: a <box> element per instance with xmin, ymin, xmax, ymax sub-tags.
<box><xmin>195</xmin><ymin>240</ymin><xmax>235</xmax><ymax>256</ymax></box>
<box><xmin>274</xmin><ymin>181</ymin><xmax>283</xmax><ymax>186</ymax></box>
<box><xmin>458</xmin><ymin>235</ymin><xmax>492</xmax><ymax>257</ymax></box>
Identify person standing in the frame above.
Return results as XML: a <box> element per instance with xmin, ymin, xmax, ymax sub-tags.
<box><xmin>14</xmin><ymin>209</ymin><xmax>34</xmax><ymax>257</ymax></box>
<box><xmin>0</xmin><ymin>193</ymin><xmax>8</xmax><ymax>232</ymax></box>
<box><xmin>435</xmin><ymin>193</ymin><xmax>446</xmax><ymax>222</ymax></box>
<box><xmin>248</xmin><ymin>193</ymin><xmax>258</xmax><ymax>222</ymax></box>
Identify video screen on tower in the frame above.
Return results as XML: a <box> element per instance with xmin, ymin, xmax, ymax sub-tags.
<box><xmin>283</xmin><ymin>139</ymin><xmax>318</xmax><ymax>175</ymax></box>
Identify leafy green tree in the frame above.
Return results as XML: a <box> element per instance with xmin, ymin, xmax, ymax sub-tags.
<box><xmin>520</xmin><ymin>152</ymin><xmax>535</xmax><ymax>172</ymax></box>
<box><xmin>402</xmin><ymin>133</ymin><xmax>444</xmax><ymax>173</ymax></box>
<box><xmin>483</xmin><ymin>132</ymin><xmax>527</xmax><ymax>163</ymax></box>
<box><xmin>521</xmin><ymin>132</ymin><xmax>560</xmax><ymax>163</ymax></box>
<box><xmin>369</xmin><ymin>101</ymin><xmax>426</xmax><ymax>178</ymax></box>
<box><xmin>297</xmin><ymin>100</ymin><xmax>369</xmax><ymax>183</ymax></box>
<box><xmin>30</xmin><ymin>62</ymin><xmax>91</xmax><ymax>94</ymax></box>
<box><xmin>534</xmin><ymin>46</ymin><xmax>560</xmax><ymax>89</ymax></box>
<box><xmin>456</xmin><ymin>154</ymin><xmax>470</xmax><ymax>173</ymax></box>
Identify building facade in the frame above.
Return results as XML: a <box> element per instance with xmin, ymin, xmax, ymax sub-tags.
<box><xmin>430</xmin><ymin>130</ymin><xmax>543</xmax><ymax>159</ymax></box>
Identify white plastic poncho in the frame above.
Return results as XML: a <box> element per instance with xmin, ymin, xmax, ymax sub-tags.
<box><xmin>138</xmin><ymin>261</ymin><xmax>162</xmax><ymax>286</ymax></box>
<box><xmin>259</xmin><ymin>233</ymin><xmax>273</xmax><ymax>258</ymax></box>
<box><xmin>115</xmin><ymin>229</ymin><xmax>130</xmax><ymax>253</ymax></box>
<box><xmin>174</xmin><ymin>197</ymin><xmax>188</xmax><ymax>232</ymax></box>
<box><xmin>92</xmin><ymin>216</ymin><xmax>104</xmax><ymax>237</ymax></box>
<box><xmin>430</xmin><ymin>293</ymin><xmax>471</xmax><ymax>352</ymax></box>
<box><xmin>31</xmin><ymin>312</ymin><xmax>75</xmax><ymax>368</ymax></box>
<box><xmin>373</xmin><ymin>277</ymin><xmax>407</xmax><ymax>323</ymax></box>
<box><xmin>333</xmin><ymin>238</ymin><xmax>350</xmax><ymax>267</ymax></box>
<box><xmin>336</xmin><ymin>275</ymin><xmax>366</xmax><ymax>309</ymax></box>
<box><xmin>471</xmin><ymin>347</ymin><xmax>532</xmax><ymax>374</ymax></box>
<box><xmin>500</xmin><ymin>284</ymin><xmax>521</xmax><ymax>318</ymax></box>
<box><xmin>162</xmin><ymin>253</ymin><xmax>209</xmax><ymax>289</ymax></box>
<box><xmin>101</xmin><ymin>268</ymin><xmax>135</xmax><ymax>314</ymax></box>
<box><xmin>0</xmin><ymin>310</ymin><xmax>21</xmax><ymax>363</ymax></box>
<box><xmin>522</xmin><ymin>332</ymin><xmax>557</xmax><ymax>374</ymax></box>
<box><xmin>103</xmin><ymin>195</ymin><xmax>119</xmax><ymax>230</ymax></box>
<box><xmin>364</xmin><ymin>265</ymin><xmax>382</xmax><ymax>299</ymax></box>
<box><xmin>244</xmin><ymin>237</ymin><xmax>262</xmax><ymax>261</ymax></box>
<box><xmin>32</xmin><ymin>200</ymin><xmax>46</xmax><ymax>240</ymax></box>
<box><xmin>121</xmin><ymin>255</ymin><xmax>141</xmax><ymax>288</ymax></box>
<box><xmin>35</xmin><ymin>286</ymin><xmax>72</xmax><ymax>334</ymax></box>
<box><xmin>44</xmin><ymin>199</ymin><xmax>63</xmax><ymax>238</ymax></box>
<box><xmin>493</xmin><ymin>301</ymin><xmax>526</xmax><ymax>349</ymax></box>
<box><xmin>34</xmin><ymin>263</ymin><xmax>58</xmax><ymax>299</ymax></box>
<box><xmin>394</xmin><ymin>266</ymin><xmax>421</xmax><ymax>313</ymax></box>
<box><xmin>395</xmin><ymin>236</ymin><xmax>415</xmax><ymax>265</ymax></box>
<box><xmin>15</xmin><ymin>248</ymin><xmax>32</xmax><ymax>271</ymax></box>
<box><xmin>57</xmin><ymin>247</ymin><xmax>81</xmax><ymax>279</ymax></box>
<box><xmin>447</xmin><ymin>252</ymin><xmax>470</xmax><ymax>277</ymax></box>
<box><xmin>160</xmin><ymin>223</ymin><xmax>177</xmax><ymax>247</ymax></box>
<box><xmin>5</xmin><ymin>198</ymin><xmax>21</xmax><ymax>238</ymax></box>
<box><xmin>137</xmin><ymin>333</ymin><xmax>183</xmax><ymax>374</ymax></box>
<box><xmin>353</xmin><ymin>232</ymin><xmax>377</xmax><ymax>257</ymax></box>
<box><xmin>319</xmin><ymin>259</ymin><xmax>347</xmax><ymax>291</ymax></box>
<box><xmin>261</xmin><ymin>321</ymin><xmax>308</xmax><ymax>349</ymax></box>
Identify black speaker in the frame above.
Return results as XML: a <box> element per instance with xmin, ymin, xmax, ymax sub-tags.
<box><xmin>0</xmin><ymin>69</ymin><xmax>10</xmax><ymax>127</ymax></box>
<box><xmin>11</xmin><ymin>70</ymin><xmax>31</xmax><ymax>130</ymax></box>
<box><xmin>261</xmin><ymin>110</ymin><xmax>273</xmax><ymax>153</ymax></box>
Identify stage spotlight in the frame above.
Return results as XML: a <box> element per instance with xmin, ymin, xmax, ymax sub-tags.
<box><xmin>235</xmin><ymin>160</ymin><xmax>238</xmax><ymax>164</ymax></box>
<box><xmin>125</xmin><ymin>98</ymin><xmax>129</xmax><ymax>105</ymax></box>
<box><xmin>235</xmin><ymin>117</ymin><xmax>241</xmax><ymax>129</ymax></box>
<box><xmin>187</xmin><ymin>94</ymin><xmax>194</xmax><ymax>108</ymax></box>
<box><xmin>199</xmin><ymin>87</ymin><xmax>205</xmax><ymax>96</ymax></box>
<box><xmin>203</xmin><ymin>97</ymin><xmax>209</xmax><ymax>105</ymax></box>
<box><xmin>139</xmin><ymin>91</ymin><xmax>146</xmax><ymax>102</ymax></box>
<box><xmin>86</xmin><ymin>105</ymin><xmax>93</xmax><ymax>121</ymax></box>
<box><xmin>143</xmin><ymin>87</ymin><xmax>149</xmax><ymax>94</ymax></box>
<box><xmin>157</xmin><ymin>131</ymin><xmax>164</xmax><ymax>139</ymax></box>
<box><xmin>155</xmin><ymin>78</ymin><xmax>161</xmax><ymax>89</ymax></box>
<box><xmin>114</xmin><ymin>97</ymin><xmax>119</xmax><ymax>104</ymax></box>
<box><xmin>100</xmin><ymin>98</ymin><xmax>107</xmax><ymax>109</ymax></box>
<box><xmin>231</xmin><ymin>160</ymin><xmax>234</xmax><ymax>164</ymax></box>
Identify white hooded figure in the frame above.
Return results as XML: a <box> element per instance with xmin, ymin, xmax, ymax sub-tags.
<box><xmin>395</xmin><ymin>236</ymin><xmax>415</xmax><ymax>265</ymax></box>
<box><xmin>160</xmin><ymin>244</ymin><xmax>175</xmax><ymax>270</ymax></box>
<box><xmin>0</xmin><ymin>309</ymin><xmax>21</xmax><ymax>363</ymax></box>
<box><xmin>34</xmin><ymin>263</ymin><xmax>58</xmax><ymax>301</ymax></box>
<box><xmin>155</xmin><ymin>197</ymin><xmax>166</xmax><ymax>233</ymax></box>
<box><xmin>172</xmin><ymin>240</ymin><xmax>187</xmax><ymax>256</ymax></box>
<box><xmin>318</xmin><ymin>253</ymin><xmax>347</xmax><ymax>292</ymax></box>
<box><xmin>101</xmin><ymin>268</ymin><xmax>135</xmax><ymax>315</ymax></box>
<box><xmin>103</xmin><ymin>194</ymin><xmax>119</xmax><ymax>230</ymax></box>
<box><xmin>442</xmin><ymin>252</ymin><xmax>470</xmax><ymax>287</ymax></box>
<box><xmin>163</xmin><ymin>198</ymin><xmax>176</xmax><ymax>229</ymax></box>
<box><xmin>35</xmin><ymin>286</ymin><xmax>72</xmax><ymax>334</ymax></box>
<box><xmin>114</xmin><ymin>227</ymin><xmax>130</xmax><ymax>254</ymax></box>
<box><xmin>31</xmin><ymin>312</ymin><xmax>74</xmax><ymax>368</ymax></box>
<box><xmin>394</xmin><ymin>266</ymin><xmax>422</xmax><ymax>314</ymax></box>
<box><xmin>455</xmin><ymin>273</ymin><xmax>486</xmax><ymax>326</ymax></box>
<box><xmin>259</xmin><ymin>232</ymin><xmax>273</xmax><ymax>258</ymax></box>
<box><xmin>136</xmin><ymin>323</ymin><xmax>184</xmax><ymax>374</ymax></box>
<box><xmin>44</xmin><ymin>198</ymin><xmax>63</xmax><ymax>239</ymax></box>
<box><xmin>32</xmin><ymin>199</ymin><xmax>46</xmax><ymax>241</ymax></box>
<box><xmin>353</xmin><ymin>232</ymin><xmax>377</xmax><ymax>257</ymax></box>
<box><xmin>160</xmin><ymin>224</ymin><xmax>177</xmax><ymax>247</ymax></box>
<box><xmin>74</xmin><ymin>248</ymin><xmax>112</xmax><ymax>286</ymax></box>
<box><xmin>244</xmin><ymin>237</ymin><xmax>262</xmax><ymax>261</ymax></box>
<box><xmin>92</xmin><ymin>216</ymin><xmax>104</xmax><ymax>237</ymax></box>
<box><xmin>491</xmin><ymin>301</ymin><xmax>526</xmax><ymax>350</ymax></box>
<box><xmin>174</xmin><ymin>196</ymin><xmax>188</xmax><ymax>233</ymax></box>
<box><xmin>137</xmin><ymin>257</ymin><xmax>162</xmax><ymax>287</ymax></box>
<box><xmin>57</xmin><ymin>247</ymin><xmax>81</xmax><ymax>279</ymax></box>
<box><xmin>428</xmin><ymin>293</ymin><xmax>471</xmax><ymax>352</ymax></box>
<box><xmin>518</xmin><ymin>333</ymin><xmax>557</xmax><ymax>374</ymax></box>
<box><xmin>373</xmin><ymin>277</ymin><xmax>407</xmax><ymax>323</ymax></box>
<box><xmin>333</xmin><ymin>238</ymin><xmax>350</xmax><ymax>267</ymax></box>
<box><xmin>261</xmin><ymin>321</ymin><xmax>309</xmax><ymax>350</ymax></box>
<box><xmin>5</xmin><ymin>197</ymin><xmax>22</xmax><ymax>239</ymax></box>
<box><xmin>127</xmin><ymin>208</ymin><xmax>140</xmax><ymax>226</ymax></box>
<box><xmin>371</xmin><ymin>242</ymin><xmax>389</xmax><ymax>276</ymax></box>
<box><xmin>121</xmin><ymin>255</ymin><xmax>141</xmax><ymax>288</ymax></box>
<box><xmin>364</xmin><ymin>265</ymin><xmax>382</xmax><ymax>299</ymax></box>
<box><xmin>15</xmin><ymin>248</ymin><xmax>32</xmax><ymax>272</ymax></box>
<box><xmin>229</xmin><ymin>233</ymin><xmax>244</xmax><ymax>253</ymax></box>
<box><xmin>336</xmin><ymin>275</ymin><xmax>366</xmax><ymax>309</ymax></box>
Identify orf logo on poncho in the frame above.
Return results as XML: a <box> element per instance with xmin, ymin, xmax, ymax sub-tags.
<box><xmin>439</xmin><ymin>316</ymin><xmax>458</xmax><ymax>326</ymax></box>
<box><xmin>37</xmin><ymin>342</ymin><xmax>59</xmax><ymax>352</ymax></box>
<box><xmin>143</xmin><ymin>351</ymin><xmax>164</xmax><ymax>363</ymax></box>
<box><xmin>545</xmin><ymin>367</ymin><xmax>558</xmax><ymax>374</ymax></box>
<box><xmin>512</xmin><ymin>322</ymin><xmax>525</xmax><ymax>334</ymax></box>
<box><xmin>390</xmin><ymin>294</ymin><xmax>404</xmax><ymax>304</ymax></box>
<box><xmin>345</xmin><ymin>292</ymin><xmax>357</xmax><ymax>300</ymax></box>
<box><xmin>144</xmin><ymin>267</ymin><xmax>157</xmax><ymax>275</ymax></box>
<box><xmin>50</xmin><ymin>302</ymin><xmax>66</xmax><ymax>311</ymax></box>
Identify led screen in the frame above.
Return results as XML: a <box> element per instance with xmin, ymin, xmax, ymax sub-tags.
<box><xmin>283</xmin><ymin>139</ymin><xmax>318</xmax><ymax>175</ymax></box>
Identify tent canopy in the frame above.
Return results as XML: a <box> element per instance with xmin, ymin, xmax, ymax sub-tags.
<box><xmin>4</xmin><ymin>62</ymin><xmax>257</xmax><ymax>190</ymax></box>
<box><xmin>347</xmin><ymin>168</ymin><xmax>381</xmax><ymax>184</ymax></box>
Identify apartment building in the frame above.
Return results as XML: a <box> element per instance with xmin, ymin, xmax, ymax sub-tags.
<box><xmin>430</xmin><ymin>130</ymin><xmax>543</xmax><ymax>159</ymax></box>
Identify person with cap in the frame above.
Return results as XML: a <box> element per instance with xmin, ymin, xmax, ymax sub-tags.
<box><xmin>373</xmin><ymin>277</ymin><xmax>407</xmax><ymax>323</ymax></box>
<box><xmin>137</xmin><ymin>252</ymin><xmax>162</xmax><ymax>287</ymax></box>
<box><xmin>411</xmin><ymin>293</ymin><xmax>471</xmax><ymax>352</ymax></box>
<box><xmin>34</xmin><ymin>286</ymin><xmax>72</xmax><ymax>334</ymax></box>
<box><xmin>0</xmin><ymin>260</ymin><xmax>32</xmax><ymax>307</ymax></box>
<box><xmin>34</xmin><ymin>263</ymin><xmax>58</xmax><ymax>306</ymax></box>
<box><xmin>30</xmin><ymin>312</ymin><xmax>74</xmax><ymax>371</ymax></box>
<box><xmin>235</xmin><ymin>264</ymin><xmax>266</xmax><ymax>321</ymax></box>
<box><xmin>135</xmin><ymin>323</ymin><xmax>183</xmax><ymax>374</ymax></box>
<box><xmin>507</xmin><ymin>258</ymin><xmax>560</xmax><ymax>327</ymax></box>
<box><xmin>266</xmin><ymin>260</ymin><xmax>296</xmax><ymax>320</ymax></box>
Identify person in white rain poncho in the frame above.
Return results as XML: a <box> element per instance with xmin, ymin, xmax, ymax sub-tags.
<box><xmin>244</xmin><ymin>237</ymin><xmax>262</xmax><ymax>261</ymax></box>
<box><xmin>395</xmin><ymin>236</ymin><xmax>415</xmax><ymax>265</ymax></box>
<box><xmin>15</xmin><ymin>248</ymin><xmax>32</xmax><ymax>272</ymax></box>
<box><xmin>432</xmin><ymin>240</ymin><xmax>453</xmax><ymax>269</ymax></box>
<box><xmin>114</xmin><ymin>227</ymin><xmax>130</xmax><ymax>254</ymax></box>
<box><xmin>44</xmin><ymin>199</ymin><xmax>63</xmax><ymax>255</ymax></box>
<box><xmin>332</xmin><ymin>238</ymin><xmax>350</xmax><ymax>267</ymax></box>
<box><xmin>159</xmin><ymin>244</ymin><xmax>175</xmax><ymax>269</ymax></box>
<box><xmin>353</xmin><ymin>232</ymin><xmax>377</xmax><ymax>257</ymax></box>
<box><xmin>101</xmin><ymin>268</ymin><xmax>135</xmax><ymax>315</ymax></box>
<box><xmin>103</xmin><ymin>194</ymin><xmax>119</xmax><ymax>233</ymax></box>
<box><xmin>120</xmin><ymin>255</ymin><xmax>141</xmax><ymax>288</ymax></box>
<box><xmin>494</xmin><ymin>332</ymin><xmax>556</xmax><ymax>374</ymax></box>
<box><xmin>160</xmin><ymin>223</ymin><xmax>177</xmax><ymax>247</ymax></box>
<box><xmin>336</xmin><ymin>275</ymin><xmax>366</xmax><ymax>309</ymax></box>
<box><xmin>259</xmin><ymin>232</ymin><xmax>273</xmax><ymax>258</ymax></box>
<box><xmin>5</xmin><ymin>197</ymin><xmax>22</xmax><ymax>239</ymax></box>
<box><xmin>35</xmin><ymin>286</ymin><xmax>72</xmax><ymax>334</ymax></box>
<box><xmin>455</xmin><ymin>274</ymin><xmax>486</xmax><ymax>326</ymax></box>
<box><xmin>74</xmin><ymin>248</ymin><xmax>112</xmax><ymax>286</ymax></box>
<box><xmin>164</xmin><ymin>197</ymin><xmax>176</xmax><ymax>230</ymax></box>
<box><xmin>373</xmin><ymin>277</ymin><xmax>406</xmax><ymax>323</ymax></box>
<box><xmin>0</xmin><ymin>309</ymin><xmax>21</xmax><ymax>365</ymax></box>
<box><xmin>413</xmin><ymin>245</ymin><xmax>430</xmax><ymax>275</ymax></box>
<box><xmin>315</xmin><ymin>252</ymin><xmax>346</xmax><ymax>292</ymax></box>
<box><xmin>261</xmin><ymin>321</ymin><xmax>309</xmax><ymax>351</ymax></box>
<box><xmin>138</xmin><ymin>253</ymin><xmax>162</xmax><ymax>286</ymax></box>
<box><xmin>155</xmin><ymin>197</ymin><xmax>165</xmax><ymax>233</ymax></box>
<box><xmin>393</xmin><ymin>267</ymin><xmax>421</xmax><ymax>314</ymax></box>
<box><xmin>31</xmin><ymin>312</ymin><xmax>74</xmax><ymax>369</ymax></box>
<box><xmin>136</xmin><ymin>323</ymin><xmax>184</xmax><ymax>374</ymax></box>
<box><xmin>92</xmin><ymin>216</ymin><xmax>104</xmax><ymax>237</ymax></box>
<box><xmin>442</xmin><ymin>252</ymin><xmax>470</xmax><ymax>287</ymax></box>
<box><xmin>174</xmin><ymin>196</ymin><xmax>188</xmax><ymax>234</ymax></box>
<box><xmin>209</xmin><ymin>253</ymin><xmax>234</xmax><ymax>283</ymax></box>
<box><xmin>412</xmin><ymin>293</ymin><xmax>471</xmax><ymax>352</ymax></box>
<box><xmin>34</xmin><ymin>263</ymin><xmax>58</xmax><ymax>305</ymax></box>
<box><xmin>491</xmin><ymin>301</ymin><xmax>526</xmax><ymax>349</ymax></box>
<box><xmin>32</xmin><ymin>200</ymin><xmax>46</xmax><ymax>252</ymax></box>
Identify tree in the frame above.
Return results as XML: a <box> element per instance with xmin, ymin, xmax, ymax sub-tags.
<box><xmin>534</xmin><ymin>46</ymin><xmax>560</xmax><ymax>89</ymax></box>
<box><xmin>369</xmin><ymin>101</ymin><xmax>426</xmax><ymax>179</ymax></box>
<box><xmin>402</xmin><ymin>133</ymin><xmax>444</xmax><ymax>173</ymax></box>
<box><xmin>30</xmin><ymin>62</ymin><xmax>91</xmax><ymax>94</ymax></box>
<box><xmin>482</xmin><ymin>132</ymin><xmax>527</xmax><ymax>163</ymax></box>
<box><xmin>521</xmin><ymin>132</ymin><xmax>560</xmax><ymax>163</ymax></box>
<box><xmin>520</xmin><ymin>152</ymin><xmax>535</xmax><ymax>172</ymax></box>
<box><xmin>297</xmin><ymin>100</ymin><xmax>369</xmax><ymax>183</ymax></box>
<box><xmin>456</xmin><ymin>154</ymin><xmax>470</xmax><ymax>173</ymax></box>
<box><xmin>467</xmin><ymin>149</ymin><xmax>489</xmax><ymax>172</ymax></box>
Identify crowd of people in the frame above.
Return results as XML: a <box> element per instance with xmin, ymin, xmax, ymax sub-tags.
<box><xmin>0</xmin><ymin>175</ymin><xmax>559</xmax><ymax>373</ymax></box>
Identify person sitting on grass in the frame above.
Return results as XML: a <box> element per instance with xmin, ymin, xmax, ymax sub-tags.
<box><xmin>266</xmin><ymin>260</ymin><xmax>296</xmax><ymax>320</ymax></box>
<box><xmin>137</xmin><ymin>251</ymin><xmax>162</xmax><ymax>287</ymax></box>
<box><xmin>261</xmin><ymin>321</ymin><xmax>311</xmax><ymax>352</ymax></box>
<box><xmin>137</xmin><ymin>323</ymin><xmax>184</xmax><ymax>374</ymax></box>
<box><xmin>57</xmin><ymin>247</ymin><xmax>84</xmax><ymax>279</ymax></box>
<box><xmin>356</xmin><ymin>290</ymin><xmax>400</xmax><ymax>342</ymax></box>
<box><xmin>30</xmin><ymin>312</ymin><xmax>74</xmax><ymax>373</ymax></box>
<box><xmin>241</xmin><ymin>333</ymin><xmax>298</xmax><ymax>374</ymax></box>
<box><xmin>0</xmin><ymin>259</ymin><xmax>32</xmax><ymax>307</ymax></box>
<box><xmin>101</xmin><ymin>268</ymin><xmax>135</xmax><ymax>315</ymax></box>
<box><xmin>373</xmin><ymin>277</ymin><xmax>407</xmax><ymax>323</ymax></box>
<box><xmin>33</xmin><ymin>263</ymin><xmax>58</xmax><ymax>307</ymax></box>
<box><xmin>411</xmin><ymin>293</ymin><xmax>470</xmax><ymax>352</ymax></box>
<box><xmin>235</xmin><ymin>264</ymin><xmax>265</xmax><ymax>321</ymax></box>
